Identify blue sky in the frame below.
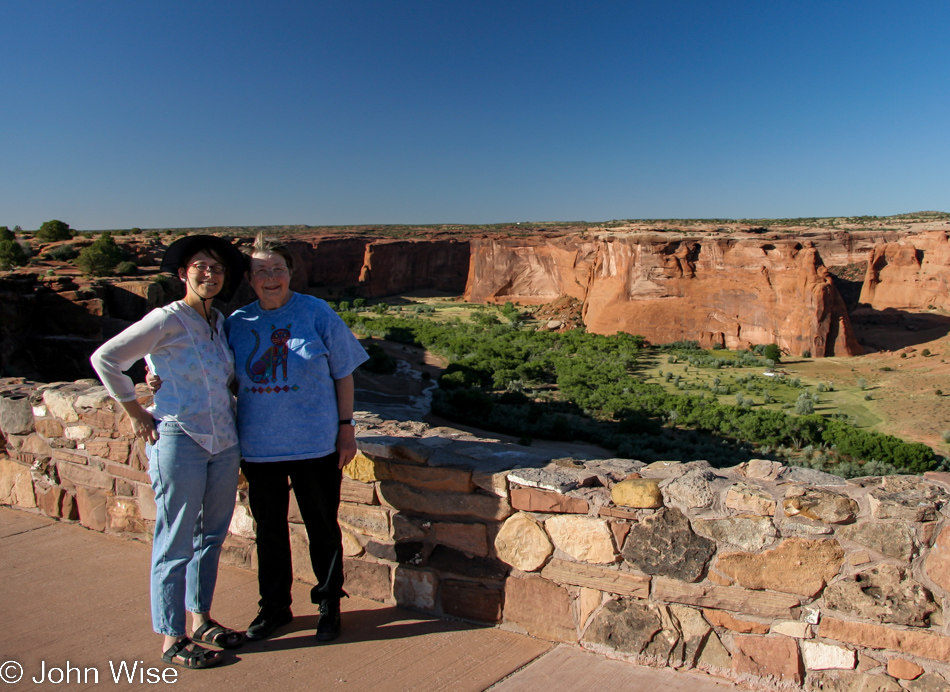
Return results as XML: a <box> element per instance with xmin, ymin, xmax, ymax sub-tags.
<box><xmin>1</xmin><ymin>1</ymin><xmax>948</xmax><ymax>230</ymax></box>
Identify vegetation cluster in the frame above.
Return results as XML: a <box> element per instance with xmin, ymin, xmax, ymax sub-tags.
<box><xmin>344</xmin><ymin>304</ymin><xmax>942</xmax><ymax>476</ymax></box>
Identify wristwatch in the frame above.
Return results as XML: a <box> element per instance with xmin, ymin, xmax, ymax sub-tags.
<box><xmin>338</xmin><ymin>418</ymin><xmax>356</xmax><ymax>427</ymax></box>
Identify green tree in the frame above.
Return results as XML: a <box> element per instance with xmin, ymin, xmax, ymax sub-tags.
<box><xmin>76</xmin><ymin>232</ymin><xmax>125</xmax><ymax>275</ymax></box>
<box><xmin>0</xmin><ymin>240</ymin><xmax>28</xmax><ymax>269</ymax></box>
<box><xmin>36</xmin><ymin>219</ymin><xmax>73</xmax><ymax>242</ymax></box>
<box><xmin>0</xmin><ymin>226</ymin><xmax>14</xmax><ymax>242</ymax></box>
<box><xmin>762</xmin><ymin>343</ymin><xmax>781</xmax><ymax>363</ymax></box>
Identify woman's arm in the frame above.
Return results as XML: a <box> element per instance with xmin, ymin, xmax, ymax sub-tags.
<box><xmin>90</xmin><ymin>310</ymin><xmax>169</xmax><ymax>443</ymax></box>
<box><xmin>334</xmin><ymin>374</ymin><xmax>356</xmax><ymax>470</ymax></box>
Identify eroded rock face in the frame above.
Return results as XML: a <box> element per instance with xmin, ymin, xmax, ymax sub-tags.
<box><xmin>693</xmin><ymin>514</ymin><xmax>778</xmax><ymax>552</ymax></box>
<box><xmin>859</xmin><ymin>232</ymin><xmax>950</xmax><ymax>311</ymax></box>
<box><xmin>464</xmin><ymin>235</ymin><xmax>862</xmax><ymax>356</ymax></box>
<box><xmin>868</xmin><ymin>477</ymin><xmax>949</xmax><ymax>522</ymax></box>
<box><xmin>838</xmin><ymin>521</ymin><xmax>916</xmax><ymax>562</ymax></box>
<box><xmin>784</xmin><ymin>486</ymin><xmax>859</xmax><ymax>524</ymax></box>
<box><xmin>621</xmin><ymin>508</ymin><xmax>715</xmax><ymax>582</ymax></box>
<box><xmin>822</xmin><ymin>564</ymin><xmax>937</xmax><ymax>627</ymax></box>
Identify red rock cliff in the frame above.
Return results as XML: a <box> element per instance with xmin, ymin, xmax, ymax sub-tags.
<box><xmin>465</xmin><ymin>235</ymin><xmax>863</xmax><ymax>356</ymax></box>
<box><xmin>859</xmin><ymin>232</ymin><xmax>950</xmax><ymax>311</ymax></box>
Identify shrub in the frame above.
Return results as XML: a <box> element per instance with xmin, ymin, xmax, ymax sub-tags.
<box><xmin>922</xmin><ymin>349</ymin><xmax>931</xmax><ymax>357</ymax></box>
<box><xmin>0</xmin><ymin>226</ymin><xmax>14</xmax><ymax>242</ymax></box>
<box><xmin>36</xmin><ymin>219</ymin><xmax>73</xmax><ymax>242</ymax></box>
<box><xmin>114</xmin><ymin>261</ymin><xmax>138</xmax><ymax>275</ymax></box>
<box><xmin>794</xmin><ymin>392</ymin><xmax>815</xmax><ymax>415</ymax></box>
<box><xmin>360</xmin><ymin>342</ymin><xmax>397</xmax><ymax>374</ymax></box>
<box><xmin>802</xmin><ymin>350</ymin><xmax>811</xmax><ymax>358</ymax></box>
<box><xmin>937</xmin><ymin>389</ymin><xmax>944</xmax><ymax>397</ymax></box>
<box><xmin>857</xmin><ymin>378</ymin><xmax>867</xmax><ymax>390</ymax></box>
<box><xmin>763</xmin><ymin>343</ymin><xmax>781</xmax><ymax>363</ymax></box>
<box><xmin>943</xmin><ymin>430</ymin><xmax>950</xmax><ymax>444</ymax></box>
<box><xmin>864</xmin><ymin>393</ymin><xmax>872</xmax><ymax>401</ymax></box>
<box><xmin>76</xmin><ymin>232</ymin><xmax>125</xmax><ymax>275</ymax></box>
<box><xmin>0</xmin><ymin>239</ymin><xmax>28</xmax><ymax>269</ymax></box>
<box><xmin>47</xmin><ymin>244</ymin><xmax>79</xmax><ymax>261</ymax></box>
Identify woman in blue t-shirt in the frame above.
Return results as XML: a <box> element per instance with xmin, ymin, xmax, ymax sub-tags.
<box><xmin>224</xmin><ymin>232</ymin><xmax>368</xmax><ymax>643</ymax></box>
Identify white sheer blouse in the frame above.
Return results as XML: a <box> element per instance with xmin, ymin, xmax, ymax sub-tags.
<box><xmin>91</xmin><ymin>301</ymin><xmax>239</xmax><ymax>454</ymax></box>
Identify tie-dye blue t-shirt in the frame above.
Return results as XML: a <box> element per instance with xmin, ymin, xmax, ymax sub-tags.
<box><xmin>225</xmin><ymin>292</ymin><xmax>368</xmax><ymax>462</ymax></box>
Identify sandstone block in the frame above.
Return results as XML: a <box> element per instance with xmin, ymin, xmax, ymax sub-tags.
<box><xmin>924</xmin><ymin>526</ymin><xmax>950</xmax><ymax>592</ymax></box>
<box><xmin>107</xmin><ymin>496</ymin><xmax>147</xmax><ymax>533</ymax></box>
<box><xmin>80</xmin><ymin>409</ymin><xmax>115</xmax><ymax>432</ymax></box>
<box><xmin>839</xmin><ymin>521</ymin><xmax>916</xmax><ymax>562</ymax></box>
<box><xmin>504</xmin><ymin>575</ymin><xmax>575</xmax><ymax>643</ymax></box>
<box><xmin>653</xmin><ymin>577</ymin><xmax>800</xmax><ymax>620</ymax></box>
<box><xmin>432</xmin><ymin>522</ymin><xmax>488</xmax><ymax>556</ymax></box>
<box><xmin>21</xmin><ymin>434</ymin><xmax>53</xmax><ymax>457</ymax></box>
<box><xmin>771</xmin><ymin>620</ymin><xmax>812</xmax><ymax>638</ymax></box>
<box><xmin>511</xmin><ymin>486</ymin><xmax>589</xmax><ymax>514</ymax></box>
<box><xmin>43</xmin><ymin>388</ymin><xmax>80</xmax><ymax>422</ymax></box>
<box><xmin>338</xmin><ymin>502</ymin><xmax>390</xmax><ymax>539</ymax></box>
<box><xmin>229</xmin><ymin>504</ymin><xmax>256</xmax><ymax>539</ymax></box>
<box><xmin>73</xmin><ymin>386</ymin><xmax>113</xmax><ymax>410</ymax></box>
<box><xmin>378</xmin><ymin>481</ymin><xmax>511</xmax><ymax>521</ymax></box>
<box><xmin>35</xmin><ymin>418</ymin><xmax>65</xmax><ymax>437</ymax></box>
<box><xmin>392</xmin><ymin>514</ymin><xmax>426</xmax><ymax>541</ymax></box>
<box><xmin>57</xmin><ymin>461</ymin><xmax>113</xmax><ymax>491</ymax></box>
<box><xmin>669</xmin><ymin>604</ymin><xmax>712</xmax><ymax>668</ymax></box>
<box><xmin>583</xmin><ymin>598</ymin><xmax>674</xmax><ymax>661</ymax></box>
<box><xmin>802</xmin><ymin>640</ymin><xmax>857</xmax><ymax>670</ymax></box>
<box><xmin>693</xmin><ymin>514</ymin><xmax>777</xmax><ymax>552</ymax></box>
<box><xmin>495</xmin><ymin>512</ymin><xmax>553</xmax><ymax>572</ymax></box>
<box><xmin>545</xmin><ymin>515</ymin><xmax>616</xmax><ymax>564</ymax></box>
<box><xmin>393</xmin><ymin>565</ymin><xmax>436</xmax><ymax>611</ymax></box>
<box><xmin>441</xmin><ymin>580</ymin><xmax>503</xmax><ymax>623</ymax></box>
<box><xmin>725</xmin><ymin>482</ymin><xmax>776</xmax><ymax>515</ymax></box>
<box><xmin>289</xmin><ymin>524</ymin><xmax>316</xmax><ymax>583</ymax></box>
<box><xmin>697</xmin><ymin>630</ymin><xmax>732</xmax><ymax>671</ymax></box>
<box><xmin>344</xmin><ymin>558</ymin><xmax>391</xmax><ymax>602</ymax></box>
<box><xmin>104</xmin><ymin>463</ymin><xmax>150</xmax><ymax>485</ymax></box>
<box><xmin>621</xmin><ymin>508</ymin><xmax>715</xmax><ymax>582</ymax></box>
<box><xmin>784</xmin><ymin>486</ymin><xmax>858</xmax><ymax>524</ymax></box>
<box><xmin>597</xmin><ymin>505</ymin><xmax>640</xmax><ymax>521</ymax></box>
<box><xmin>610</xmin><ymin>520</ymin><xmax>630</xmax><ymax>548</ymax></box>
<box><xmin>541</xmin><ymin>558</ymin><xmax>650</xmax><ymax>598</ymax></box>
<box><xmin>903</xmin><ymin>673</ymin><xmax>950</xmax><ymax>692</ymax></box>
<box><xmin>0</xmin><ymin>394</ymin><xmax>34</xmax><ymax>435</ymax></box>
<box><xmin>611</xmin><ymin>478</ymin><xmax>663</xmax><ymax>509</ymax></box>
<box><xmin>661</xmin><ymin>468</ymin><xmax>716</xmax><ymax>509</ymax></box>
<box><xmin>427</xmin><ymin>545</ymin><xmax>507</xmax><ymax>580</ymax></box>
<box><xmin>869</xmin><ymin>478</ymin><xmax>948</xmax><ymax>523</ymax></box>
<box><xmin>64</xmin><ymin>424</ymin><xmax>94</xmax><ymax>441</ymax></box>
<box><xmin>732</xmin><ymin>634</ymin><xmax>803</xmax><ymax>684</ymax></box>
<box><xmin>819</xmin><ymin>617</ymin><xmax>950</xmax><ymax>663</ymax></box>
<box><xmin>822</xmin><ymin>563</ymin><xmax>937</xmax><ymax>627</ymax></box>
<box><xmin>343</xmin><ymin>451</ymin><xmax>392</xmax><ymax>483</ymax></box>
<box><xmin>36</xmin><ymin>484</ymin><xmax>67</xmax><ymax>518</ymax></box>
<box><xmin>52</xmin><ymin>449</ymin><xmax>88</xmax><ymax>465</ymax></box>
<box><xmin>389</xmin><ymin>463</ymin><xmax>475</xmax><ymax>493</ymax></box>
<box><xmin>886</xmin><ymin>658</ymin><xmax>923</xmax><ymax>681</ymax></box>
<box><xmin>716</xmin><ymin>537</ymin><xmax>844</xmax><ymax>598</ymax></box>
<box><xmin>577</xmin><ymin>587</ymin><xmax>602</xmax><ymax>628</ymax></box>
<box><xmin>136</xmin><ymin>485</ymin><xmax>156</xmax><ymax>522</ymax></box>
<box><xmin>0</xmin><ymin>458</ymin><xmax>37</xmax><ymax>508</ymax></box>
<box><xmin>341</xmin><ymin>529</ymin><xmax>363</xmax><ymax>557</ymax></box>
<box><xmin>472</xmin><ymin>470</ymin><xmax>508</xmax><ymax>497</ymax></box>
<box><xmin>702</xmin><ymin>608</ymin><xmax>770</xmax><ymax>634</ymax></box>
<box><xmin>806</xmin><ymin>670</ymin><xmax>902</xmax><ymax>692</ymax></box>
<box><xmin>340</xmin><ymin>477</ymin><xmax>376</xmax><ymax>505</ymax></box>
<box><xmin>76</xmin><ymin>486</ymin><xmax>110</xmax><ymax>531</ymax></box>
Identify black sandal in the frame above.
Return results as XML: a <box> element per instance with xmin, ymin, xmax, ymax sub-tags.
<box><xmin>193</xmin><ymin>619</ymin><xmax>245</xmax><ymax>649</ymax></box>
<box><xmin>161</xmin><ymin>638</ymin><xmax>223</xmax><ymax>669</ymax></box>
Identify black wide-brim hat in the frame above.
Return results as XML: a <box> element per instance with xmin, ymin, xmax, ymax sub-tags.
<box><xmin>159</xmin><ymin>234</ymin><xmax>247</xmax><ymax>303</ymax></box>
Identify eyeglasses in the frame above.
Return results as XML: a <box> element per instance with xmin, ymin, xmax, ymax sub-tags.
<box><xmin>252</xmin><ymin>266</ymin><xmax>289</xmax><ymax>278</ymax></box>
<box><xmin>188</xmin><ymin>263</ymin><xmax>226</xmax><ymax>275</ymax></box>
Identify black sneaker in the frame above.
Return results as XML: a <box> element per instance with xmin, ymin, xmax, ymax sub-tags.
<box><xmin>246</xmin><ymin>607</ymin><xmax>293</xmax><ymax>641</ymax></box>
<box><xmin>315</xmin><ymin>599</ymin><xmax>341</xmax><ymax>642</ymax></box>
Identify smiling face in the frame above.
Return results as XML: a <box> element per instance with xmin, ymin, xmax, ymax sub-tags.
<box><xmin>249</xmin><ymin>250</ymin><xmax>292</xmax><ymax>310</ymax></box>
<box><xmin>178</xmin><ymin>250</ymin><xmax>226</xmax><ymax>302</ymax></box>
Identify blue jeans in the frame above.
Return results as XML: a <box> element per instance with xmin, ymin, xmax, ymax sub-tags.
<box><xmin>147</xmin><ymin>421</ymin><xmax>241</xmax><ymax>636</ymax></box>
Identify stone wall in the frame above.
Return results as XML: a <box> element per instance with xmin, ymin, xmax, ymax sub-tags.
<box><xmin>2</xmin><ymin>377</ymin><xmax>950</xmax><ymax>691</ymax></box>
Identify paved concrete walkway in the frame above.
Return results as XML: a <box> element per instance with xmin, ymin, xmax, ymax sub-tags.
<box><xmin>0</xmin><ymin>507</ymin><xmax>738</xmax><ymax>691</ymax></box>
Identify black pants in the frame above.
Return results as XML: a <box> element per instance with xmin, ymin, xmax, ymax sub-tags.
<box><xmin>241</xmin><ymin>453</ymin><xmax>345</xmax><ymax>610</ymax></box>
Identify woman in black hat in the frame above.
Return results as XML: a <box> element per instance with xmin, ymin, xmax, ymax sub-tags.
<box><xmin>91</xmin><ymin>235</ymin><xmax>247</xmax><ymax>669</ymax></box>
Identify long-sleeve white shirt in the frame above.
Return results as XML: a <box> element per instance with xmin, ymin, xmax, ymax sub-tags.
<box><xmin>91</xmin><ymin>301</ymin><xmax>239</xmax><ymax>454</ymax></box>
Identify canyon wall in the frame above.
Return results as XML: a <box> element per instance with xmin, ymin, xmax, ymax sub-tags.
<box><xmin>860</xmin><ymin>232</ymin><xmax>950</xmax><ymax>311</ymax></box>
<box><xmin>3</xmin><ymin>377</ymin><xmax>950</xmax><ymax>691</ymax></box>
<box><xmin>464</xmin><ymin>235</ymin><xmax>863</xmax><ymax>357</ymax></box>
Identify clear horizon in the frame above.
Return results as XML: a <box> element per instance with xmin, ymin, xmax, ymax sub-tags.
<box><xmin>2</xmin><ymin>1</ymin><xmax>949</xmax><ymax>230</ymax></box>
